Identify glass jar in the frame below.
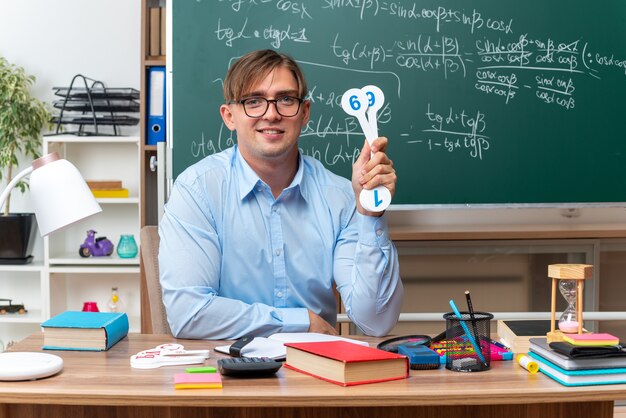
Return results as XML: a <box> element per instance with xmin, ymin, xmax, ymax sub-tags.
<box><xmin>117</xmin><ymin>234</ymin><xmax>138</xmax><ymax>258</ymax></box>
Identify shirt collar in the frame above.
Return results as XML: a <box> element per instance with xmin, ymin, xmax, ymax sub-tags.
<box><xmin>234</xmin><ymin>145</ymin><xmax>306</xmax><ymax>201</ymax></box>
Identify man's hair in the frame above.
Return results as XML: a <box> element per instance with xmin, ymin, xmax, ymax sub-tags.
<box><xmin>223</xmin><ymin>49</ymin><xmax>308</xmax><ymax>101</ymax></box>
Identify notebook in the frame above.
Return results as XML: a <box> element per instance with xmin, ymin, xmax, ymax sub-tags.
<box><xmin>529</xmin><ymin>338</ymin><xmax>626</xmax><ymax>370</ymax></box>
<box><xmin>528</xmin><ymin>352</ymin><xmax>626</xmax><ymax>387</ymax></box>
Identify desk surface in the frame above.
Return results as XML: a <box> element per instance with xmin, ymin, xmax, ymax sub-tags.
<box><xmin>2</xmin><ymin>333</ymin><xmax>626</xmax><ymax>409</ymax></box>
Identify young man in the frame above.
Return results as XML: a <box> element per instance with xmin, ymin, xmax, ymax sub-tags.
<box><xmin>159</xmin><ymin>49</ymin><xmax>403</xmax><ymax>339</ymax></box>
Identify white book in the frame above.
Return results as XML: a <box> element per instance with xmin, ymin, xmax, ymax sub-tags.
<box><xmin>215</xmin><ymin>333</ymin><xmax>369</xmax><ymax>360</ymax></box>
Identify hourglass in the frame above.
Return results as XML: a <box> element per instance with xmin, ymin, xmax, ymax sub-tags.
<box><xmin>547</xmin><ymin>264</ymin><xmax>593</xmax><ymax>342</ymax></box>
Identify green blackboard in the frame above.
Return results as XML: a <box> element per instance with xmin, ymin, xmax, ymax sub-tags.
<box><xmin>171</xmin><ymin>1</ymin><xmax>626</xmax><ymax>206</ymax></box>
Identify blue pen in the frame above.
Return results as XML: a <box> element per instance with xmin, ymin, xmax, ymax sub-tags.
<box><xmin>449</xmin><ymin>299</ymin><xmax>487</xmax><ymax>366</ymax></box>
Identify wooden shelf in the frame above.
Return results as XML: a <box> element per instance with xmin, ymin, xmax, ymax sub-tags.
<box><xmin>45</xmin><ymin>135</ymin><xmax>139</xmax><ymax>144</ymax></box>
<box><xmin>0</xmin><ymin>261</ymin><xmax>44</xmax><ymax>272</ymax></box>
<box><xmin>0</xmin><ymin>309</ymin><xmax>43</xmax><ymax>324</ymax></box>
<box><xmin>48</xmin><ymin>253</ymin><xmax>139</xmax><ymax>267</ymax></box>
<box><xmin>145</xmin><ymin>58</ymin><xmax>165</xmax><ymax>66</ymax></box>
<box><xmin>389</xmin><ymin>224</ymin><xmax>626</xmax><ymax>241</ymax></box>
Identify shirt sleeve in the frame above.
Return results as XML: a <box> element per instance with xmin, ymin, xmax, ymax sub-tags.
<box><xmin>333</xmin><ymin>211</ymin><xmax>404</xmax><ymax>337</ymax></box>
<box><xmin>158</xmin><ymin>179</ymin><xmax>310</xmax><ymax>340</ymax></box>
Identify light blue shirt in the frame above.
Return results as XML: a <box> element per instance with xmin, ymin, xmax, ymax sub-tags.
<box><xmin>159</xmin><ymin>145</ymin><xmax>403</xmax><ymax>339</ymax></box>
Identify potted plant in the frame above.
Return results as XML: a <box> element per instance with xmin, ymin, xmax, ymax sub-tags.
<box><xmin>0</xmin><ymin>56</ymin><xmax>51</xmax><ymax>263</ymax></box>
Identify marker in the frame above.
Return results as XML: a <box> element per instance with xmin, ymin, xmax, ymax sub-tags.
<box><xmin>185</xmin><ymin>366</ymin><xmax>217</xmax><ymax>373</ymax></box>
<box><xmin>465</xmin><ymin>290</ymin><xmax>481</xmax><ymax>347</ymax></box>
<box><xmin>516</xmin><ymin>354</ymin><xmax>539</xmax><ymax>374</ymax></box>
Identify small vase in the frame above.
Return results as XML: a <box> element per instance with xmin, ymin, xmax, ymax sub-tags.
<box><xmin>117</xmin><ymin>234</ymin><xmax>138</xmax><ymax>258</ymax></box>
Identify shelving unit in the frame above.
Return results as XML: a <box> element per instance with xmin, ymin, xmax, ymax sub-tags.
<box><xmin>139</xmin><ymin>0</ymin><xmax>166</xmax><ymax>332</ymax></box>
<box><xmin>140</xmin><ymin>0</ymin><xmax>163</xmax><ymax>228</ymax></box>
<box><xmin>43</xmin><ymin>135</ymin><xmax>141</xmax><ymax>331</ymax></box>
<box><xmin>0</xmin><ymin>134</ymin><xmax>146</xmax><ymax>340</ymax></box>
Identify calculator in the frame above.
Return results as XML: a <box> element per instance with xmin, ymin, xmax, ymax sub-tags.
<box><xmin>217</xmin><ymin>357</ymin><xmax>282</xmax><ymax>377</ymax></box>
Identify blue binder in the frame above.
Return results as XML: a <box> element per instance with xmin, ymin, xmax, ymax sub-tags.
<box><xmin>147</xmin><ymin>66</ymin><xmax>166</xmax><ymax>144</ymax></box>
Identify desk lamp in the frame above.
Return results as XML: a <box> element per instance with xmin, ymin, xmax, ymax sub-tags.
<box><xmin>0</xmin><ymin>152</ymin><xmax>101</xmax><ymax>236</ymax></box>
<box><xmin>0</xmin><ymin>152</ymin><xmax>101</xmax><ymax>381</ymax></box>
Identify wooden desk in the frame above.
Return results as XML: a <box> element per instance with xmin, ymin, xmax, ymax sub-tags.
<box><xmin>0</xmin><ymin>334</ymin><xmax>624</xmax><ymax>418</ymax></box>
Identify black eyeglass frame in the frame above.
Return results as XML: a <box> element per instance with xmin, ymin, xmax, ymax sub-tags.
<box><xmin>227</xmin><ymin>96</ymin><xmax>305</xmax><ymax>118</ymax></box>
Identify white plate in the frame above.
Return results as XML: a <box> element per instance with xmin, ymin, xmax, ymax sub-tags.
<box><xmin>0</xmin><ymin>352</ymin><xmax>63</xmax><ymax>381</ymax></box>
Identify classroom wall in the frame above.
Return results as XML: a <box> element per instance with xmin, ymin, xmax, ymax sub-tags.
<box><xmin>0</xmin><ymin>0</ymin><xmax>141</xmax><ymax>258</ymax></box>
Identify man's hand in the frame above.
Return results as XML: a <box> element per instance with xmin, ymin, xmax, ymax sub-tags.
<box><xmin>307</xmin><ymin>310</ymin><xmax>338</xmax><ymax>335</ymax></box>
<box><xmin>351</xmin><ymin>137</ymin><xmax>397</xmax><ymax>216</ymax></box>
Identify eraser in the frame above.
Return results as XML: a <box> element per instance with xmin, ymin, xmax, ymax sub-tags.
<box><xmin>397</xmin><ymin>344</ymin><xmax>440</xmax><ymax>370</ymax></box>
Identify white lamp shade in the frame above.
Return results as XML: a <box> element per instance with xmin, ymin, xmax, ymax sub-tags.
<box><xmin>30</xmin><ymin>158</ymin><xmax>102</xmax><ymax>236</ymax></box>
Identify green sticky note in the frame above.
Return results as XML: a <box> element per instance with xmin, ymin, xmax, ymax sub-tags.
<box><xmin>185</xmin><ymin>366</ymin><xmax>217</xmax><ymax>373</ymax></box>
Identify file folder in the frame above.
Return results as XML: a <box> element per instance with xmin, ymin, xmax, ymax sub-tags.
<box><xmin>147</xmin><ymin>66</ymin><xmax>166</xmax><ymax>144</ymax></box>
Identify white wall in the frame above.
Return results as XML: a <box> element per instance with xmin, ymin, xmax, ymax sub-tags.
<box><xmin>0</xmin><ymin>0</ymin><xmax>140</xmax><ymax>104</ymax></box>
<box><xmin>0</xmin><ymin>0</ymin><xmax>140</xmax><ymax>254</ymax></box>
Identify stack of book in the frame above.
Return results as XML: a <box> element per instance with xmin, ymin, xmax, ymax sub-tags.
<box><xmin>87</xmin><ymin>180</ymin><xmax>129</xmax><ymax>198</ymax></box>
<box><xmin>528</xmin><ymin>335</ymin><xmax>626</xmax><ymax>386</ymax></box>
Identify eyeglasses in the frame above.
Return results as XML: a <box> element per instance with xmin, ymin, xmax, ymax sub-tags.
<box><xmin>229</xmin><ymin>96</ymin><xmax>304</xmax><ymax>118</ymax></box>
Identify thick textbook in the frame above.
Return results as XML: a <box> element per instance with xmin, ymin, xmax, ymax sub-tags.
<box><xmin>497</xmin><ymin>320</ymin><xmax>552</xmax><ymax>354</ymax></box>
<box><xmin>214</xmin><ymin>332</ymin><xmax>369</xmax><ymax>360</ymax></box>
<box><xmin>528</xmin><ymin>352</ymin><xmax>626</xmax><ymax>386</ymax></box>
<box><xmin>529</xmin><ymin>338</ymin><xmax>626</xmax><ymax>370</ymax></box>
<box><xmin>41</xmin><ymin>311</ymin><xmax>129</xmax><ymax>351</ymax></box>
<box><xmin>285</xmin><ymin>341</ymin><xmax>408</xmax><ymax>386</ymax></box>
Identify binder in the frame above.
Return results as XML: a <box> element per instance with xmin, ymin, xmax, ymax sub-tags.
<box><xmin>149</xmin><ymin>7</ymin><xmax>161</xmax><ymax>57</ymax></box>
<box><xmin>147</xmin><ymin>66</ymin><xmax>166</xmax><ymax>144</ymax></box>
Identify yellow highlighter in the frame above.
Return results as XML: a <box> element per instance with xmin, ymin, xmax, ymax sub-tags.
<box><xmin>516</xmin><ymin>354</ymin><xmax>539</xmax><ymax>374</ymax></box>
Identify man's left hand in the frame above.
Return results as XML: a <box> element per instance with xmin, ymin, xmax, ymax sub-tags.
<box><xmin>351</xmin><ymin>137</ymin><xmax>397</xmax><ymax>216</ymax></box>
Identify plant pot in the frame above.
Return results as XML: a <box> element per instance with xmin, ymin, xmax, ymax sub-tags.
<box><xmin>0</xmin><ymin>213</ymin><xmax>38</xmax><ymax>264</ymax></box>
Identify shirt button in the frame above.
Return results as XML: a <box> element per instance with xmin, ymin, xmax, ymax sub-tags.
<box><xmin>276</xmin><ymin>291</ymin><xmax>284</xmax><ymax>298</ymax></box>
<box><xmin>376</xmin><ymin>229</ymin><xmax>383</xmax><ymax>236</ymax></box>
<box><xmin>275</xmin><ymin>249</ymin><xmax>281</xmax><ymax>256</ymax></box>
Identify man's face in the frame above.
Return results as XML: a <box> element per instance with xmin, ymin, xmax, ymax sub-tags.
<box><xmin>220</xmin><ymin>66</ymin><xmax>310</xmax><ymax>167</ymax></box>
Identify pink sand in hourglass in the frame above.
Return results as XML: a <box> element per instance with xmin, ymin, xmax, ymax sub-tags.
<box><xmin>559</xmin><ymin>320</ymin><xmax>580</xmax><ymax>333</ymax></box>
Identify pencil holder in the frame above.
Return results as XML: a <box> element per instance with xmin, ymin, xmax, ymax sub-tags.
<box><xmin>443</xmin><ymin>311</ymin><xmax>494</xmax><ymax>372</ymax></box>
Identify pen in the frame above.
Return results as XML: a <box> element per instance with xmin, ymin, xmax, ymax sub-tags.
<box><xmin>464</xmin><ymin>290</ymin><xmax>484</xmax><ymax>360</ymax></box>
<box><xmin>489</xmin><ymin>338</ymin><xmax>508</xmax><ymax>349</ymax></box>
<box><xmin>449</xmin><ymin>299</ymin><xmax>487</xmax><ymax>367</ymax></box>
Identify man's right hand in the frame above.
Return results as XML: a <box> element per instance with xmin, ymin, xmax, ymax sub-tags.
<box><xmin>307</xmin><ymin>310</ymin><xmax>338</xmax><ymax>335</ymax></box>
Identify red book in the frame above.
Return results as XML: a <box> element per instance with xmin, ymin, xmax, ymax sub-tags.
<box><xmin>284</xmin><ymin>341</ymin><xmax>409</xmax><ymax>386</ymax></box>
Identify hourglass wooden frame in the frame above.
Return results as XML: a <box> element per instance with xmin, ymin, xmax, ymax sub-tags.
<box><xmin>548</xmin><ymin>264</ymin><xmax>593</xmax><ymax>340</ymax></box>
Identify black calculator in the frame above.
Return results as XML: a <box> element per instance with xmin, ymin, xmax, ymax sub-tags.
<box><xmin>217</xmin><ymin>357</ymin><xmax>282</xmax><ymax>377</ymax></box>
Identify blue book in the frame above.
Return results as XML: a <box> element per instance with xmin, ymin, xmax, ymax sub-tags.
<box><xmin>41</xmin><ymin>311</ymin><xmax>129</xmax><ymax>351</ymax></box>
<box><xmin>528</xmin><ymin>351</ymin><xmax>626</xmax><ymax>386</ymax></box>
